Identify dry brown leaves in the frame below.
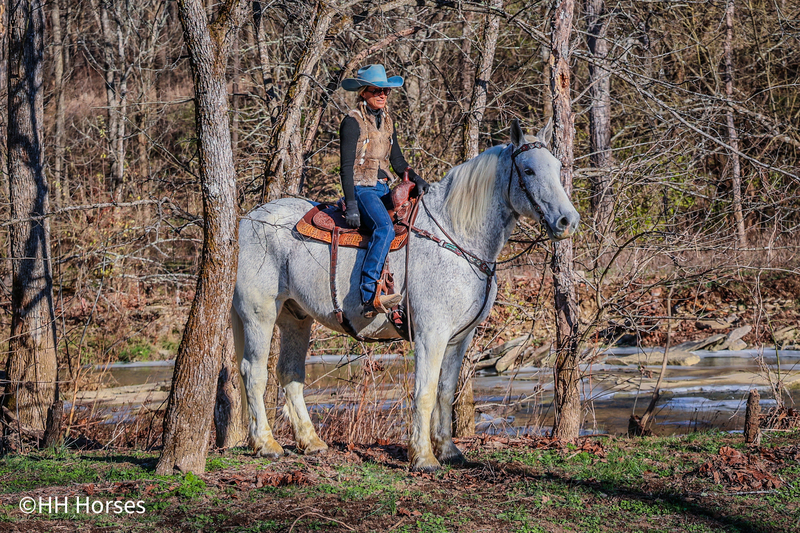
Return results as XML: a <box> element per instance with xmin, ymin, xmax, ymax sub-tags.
<box><xmin>693</xmin><ymin>446</ymin><xmax>783</xmax><ymax>491</ymax></box>
<box><xmin>215</xmin><ymin>469</ymin><xmax>317</xmax><ymax>489</ymax></box>
<box><xmin>454</xmin><ymin>435</ymin><xmax>607</xmax><ymax>457</ymax></box>
<box><xmin>762</xmin><ymin>407</ymin><xmax>800</xmax><ymax>430</ymax></box>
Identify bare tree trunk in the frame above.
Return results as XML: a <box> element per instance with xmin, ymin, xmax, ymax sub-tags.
<box><xmin>115</xmin><ymin>59</ymin><xmax>128</xmax><ymax>200</ymax></box>
<box><xmin>453</xmin><ymin>368</ymin><xmax>475</xmax><ymax>438</ymax></box>
<box><xmin>231</xmin><ymin>32</ymin><xmax>239</xmax><ymax>154</ymax></box>
<box><xmin>541</xmin><ymin>3</ymin><xmax>553</xmax><ymax>122</ymax></box>
<box><xmin>586</xmin><ymin>0</ymin><xmax>613</xmax><ymax>233</ymax></box>
<box><xmin>744</xmin><ymin>389</ymin><xmax>760</xmax><ymax>445</ymax></box>
<box><xmin>0</xmin><ymin>0</ymin><xmax>7</xmax><ymax>200</ymax></box>
<box><xmin>461</xmin><ymin>0</ymin><xmax>501</xmax><ymax>161</ymax></box>
<box><xmin>214</xmin><ymin>325</ymin><xmax>246</xmax><ymax>448</ymax></box>
<box><xmin>262</xmin><ymin>3</ymin><xmax>334</xmax><ymax>202</ymax></box>
<box><xmin>51</xmin><ymin>0</ymin><xmax>67</xmax><ymax>207</ymax></box>
<box><xmin>90</xmin><ymin>0</ymin><xmax>121</xmax><ymax>197</ymax></box>
<box><xmin>156</xmin><ymin>0</ymin><xmax>246</xmax><ymax>475</ymax></box>
<box><xmin>725</xmin><ymin>0</ymin><xmax>747</xmax><ymax>248</ymax></box>
<box><xmin>549</xmin><ymin>0</ymin><xmax>581</xmax><ymax>441</ymax></box>
<box><xmin>452</xmin><ymin>2</ymin><xmax>501</xmax><ymax>438</ymax></box>
<box><xmin>3</xmin><ymin>0</ymin><xmax>58</xmax><ymax>434</ymax></box>
<box><xmin>265</xmin><ymin>329</ymin><xmax>280</xmax><ymax>428</ymax></box>
<box><xmin>252</xmin><ymin>1</ymin><xmax>278</xmax><ymax>124</ymax></box>
<box><xmin>458</xmin><ymin>10</ymin><xmax>475</xmax><ymax>148</ymax></box>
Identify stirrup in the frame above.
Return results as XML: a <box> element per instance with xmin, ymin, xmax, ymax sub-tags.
<box><xmin>363</xmin><ymin>293</ymin><xmax>403</xmax><ymax>318</ymax></box>
<box><xmin>377</xmin><ymin>293</ymin><xmax>403</xmax><ymax>310</ymax></box>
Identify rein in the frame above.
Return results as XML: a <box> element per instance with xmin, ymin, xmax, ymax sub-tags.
<box><xmin>392</xmin><ymin>143</ymin><xmax>552</xmax><ymax>342</ymax></box>
<box><xmin>414</xmin><ymin>196</ymin><xmax>495</xmax><ymax>278</ymax></box>
<box><xmin>402</xmin><ymin>143</ymin><xmax>550</xmax><ymax>340</ymax></box>
<box><xmin>407</xmin><ymin>195</ymin><xmax>496</xmax><ymax>340</ymax></box>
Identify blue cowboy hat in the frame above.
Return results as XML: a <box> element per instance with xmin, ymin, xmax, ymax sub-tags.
<box><xmin>341</xmin><ymin>64</ymin><xmax>404</xmax><ymax>91</ymax></box>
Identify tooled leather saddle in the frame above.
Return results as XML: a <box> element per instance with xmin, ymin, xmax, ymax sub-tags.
<box><xmin>295</xmin><ymin>170</ymin><xmax>418</xmax><ymax>250</ymax></box>
<box><xmin>294</xmin><ymin>171</ymin><xmax>420</xmax><ymax>342</ymax></box>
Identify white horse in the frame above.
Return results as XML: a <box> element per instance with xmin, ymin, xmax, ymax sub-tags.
<box><xmin>232</xmin><ymin>120</ymin><xmax>579</xmax><ymax>471</ymax></box>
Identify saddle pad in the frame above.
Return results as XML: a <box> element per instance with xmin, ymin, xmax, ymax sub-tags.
<box><xmin>296</xmin><ymin>204</ymin><xmax>409</xmax><ymax>250</ymax></box>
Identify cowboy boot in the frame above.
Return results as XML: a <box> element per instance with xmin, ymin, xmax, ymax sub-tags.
<box><xmin>363</xmin><ymin>293</ymin><xmax>404</xmax><ymax>318</ymax></box>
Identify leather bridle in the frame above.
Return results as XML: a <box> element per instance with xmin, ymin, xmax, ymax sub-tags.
<box><xmin>508</xmin><ymin>141</ymin><xmax>548</xmax><ymax>224</ymax></box>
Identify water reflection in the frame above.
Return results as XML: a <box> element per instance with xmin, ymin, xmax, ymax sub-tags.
<box><xmin>101</xmin><ymin>349</ymin><xmax>799</xmax><ymax>436</ymax></box>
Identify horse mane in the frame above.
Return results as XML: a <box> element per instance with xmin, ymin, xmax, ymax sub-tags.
<box><xmin>444</xmin><ymin>144</ymin><xmax>505</xmax><ymax>237</ymax></box>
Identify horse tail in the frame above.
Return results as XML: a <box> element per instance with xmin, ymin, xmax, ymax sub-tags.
<box><xmin>230</xmin><ymin>305</ymin><xmax>249</xmax><ymax>427</ymax></box>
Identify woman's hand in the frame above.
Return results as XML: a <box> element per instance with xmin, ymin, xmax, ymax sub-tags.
<box><xmin>345</xmin><ymin>200</ymin><xmax>361</xmax><ymax>228</ymax></box>
<box><xmin>411</xmin><ymin>174</ymin><xmax>430</xmax><ymax>195</ymax></box>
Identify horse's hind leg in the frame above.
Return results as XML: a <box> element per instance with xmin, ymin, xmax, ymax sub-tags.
<box><xmin>431</xmin><ymin>331</ymin><xmax>475</xmax><ymax>465</ymax></box>
<box><xmin>276</xmin><ymin>306</ymin><xmax>328</xmax><ymax>455</ymax></box>
<box><xmin>233</xmin><ymin>304</ymin><xmax>285</xmax><ymax>458</ymax></box>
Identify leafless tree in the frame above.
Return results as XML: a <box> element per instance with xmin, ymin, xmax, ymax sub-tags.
<box><xmin>724</xmin><ymin>0</ymin><xmax>746</xmax><ymax>248</ymax></box>
<box><xmin>3</xmin><ymin>0</ymin><xmax>58</xmax><ymax>435</ymax></box>
<box><xmin>549</xmin><ymin>0</ymin><xmax>581</xmax><ymax>441</ymax></box>
<box><xmin>453</xmin><ymin>0</ymin><xmax>503</xmax><ymax>438</ymax></box>
<box><xmin>156</xmin><ymin>0</ymin><xmax>246</xmax><ymax>475</ymax></box>
<box><xmin>585</xmin><ymin>0</ymin><xmax>613</xmax><ymax>233</ymax></box>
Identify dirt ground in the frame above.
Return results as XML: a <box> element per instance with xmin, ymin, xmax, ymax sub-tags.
<box><xmin>1</xmin><ymin>430</ymin><xmax>798</xmax><ymax>532</ymax></box>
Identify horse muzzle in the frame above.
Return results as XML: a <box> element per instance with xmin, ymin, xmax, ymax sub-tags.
<box><xmin>546</xmin><ymin>210</ymin><xmax>580</xmax><ymax>240</ymax></box>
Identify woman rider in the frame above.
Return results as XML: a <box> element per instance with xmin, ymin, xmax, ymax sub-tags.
<box><xmin>340</xmin><ymin>64</ymin><xmax>429</xmax><ymax>318</ymax></box>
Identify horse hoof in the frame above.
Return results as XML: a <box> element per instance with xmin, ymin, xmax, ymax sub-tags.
<box><xmin>410</xmin><ymin>457</ymin><xmax>441</xmax><ymax>473</ymax></box>
<box><xmin>301</xmin><ymin>440</ymin><xmax>329</xmax><ymax>455</ymax></box>
<box><xmin>438</xmin><ymin>450</ymin><xmax>466</xmax><ymax>465</ymax></box>
<box><xmin>254</xmin><ymin>439</ymin><xmax>284</xmax><ymax>459</ymax></box>
<box><xmin>255</xmin><ymin>449</ymin><xmax>283</xmax><ymax>459</ymax></box>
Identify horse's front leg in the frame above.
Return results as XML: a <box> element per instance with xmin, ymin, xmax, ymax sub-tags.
<box><xmin>409</xmin><ymin>332</ymin><xmax>449</xmax><ymax>472</ymax></box>
<box><xmin>431</xmin><ymin>330</ymin><xmax>475</xmax><ymax>465</ymax></box>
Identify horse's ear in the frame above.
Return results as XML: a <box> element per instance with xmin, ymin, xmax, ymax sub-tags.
<box><xmin>536</xmin><ymin>118</ymin><xmax>553</xmax><ymax>148</ymax></box>
<box><xmin>510</xmin><ymin>118</ymin><xmax>525</xmax><ymax>147</ymax></box>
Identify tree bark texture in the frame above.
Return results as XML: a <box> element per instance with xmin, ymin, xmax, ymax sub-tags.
<box><xmin>214</xmin><ymin>325</ymin><xmax>246</xmax><ymax>448</ymax></box>
<box><xmin>156</xmin><ymin>0</ymin><xmax>246</xmax><ymax>475</ymax></box>
<box><xmin>453</xmin><ymin>366</ymin><xmax>475</xmax><ymax>438</ymax></box>
<box><xmin>452</xmin><ymin>3</ymin><xmax>501</xmax><ymax>437</ymax></box>
<box><xmin>3</xmin><ymin>0</ymin><xmax>58</xmax><ymax>433</ymax></box>
<box><xmin>744</xmin><ymin>389</ymin><xmax>761</xmax><ymax>445</ymax></box>
<box><xmin>252</xmin><ymin>1</ymin><xmax>279</xmax><ymax>124</ymax></box>
<box><xmin>725</xmin><ymin>0</ymin><xmax>747</xmax><ymax>248</ymax></box>
<box><xmin>51</xmin><ymin>0</ymin><xmax>67</xmax><ymax>207</ymax></box>
<box><xmin>265</xmin><ymin>328</ymin><xmax>280</xmax><ymax>428</ymax></box>
<box><xmin>585</xmin><ymin>0</ymin><xmax>613</xmax><ymax>232</ymax></box>
<box><xmin>89</xmin><ymin>0</ymin><xmax>126</xmax><ymax>197</ymax></box>
<box><xmin>461</xmin><ymin>0</ymin><xmax>502</xmax><ymax>161</ymax></box>
<box><xmin>0</xmin><ymin>0</ymin><xmax>7</xmax><ymax>199</ymax></box>
<box><xmin>262</xmin><ymin>3</ymin><xmax>334</xmax><ymax>202</ymax></box>
<box><xmin>549</xmin><ymin>0</ymin><xmax>581</xmax><ymax>441</ymax></box>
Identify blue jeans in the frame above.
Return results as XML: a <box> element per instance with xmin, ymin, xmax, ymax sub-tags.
<box><xmin>355</xmin><ymin>181</ymin><xmax>395</xmax><ymax>304</ymax></box>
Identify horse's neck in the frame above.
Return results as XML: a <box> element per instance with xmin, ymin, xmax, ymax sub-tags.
<box><xmin>423</xmin><ymin>165</ymin><xmax>517</xmax><ymax>262</ymax></box>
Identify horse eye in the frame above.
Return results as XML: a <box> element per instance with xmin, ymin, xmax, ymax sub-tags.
<box><xmin>524</xmin><ymin>168</ymin><xmax>535</xmax><ymax>176</ymax></box>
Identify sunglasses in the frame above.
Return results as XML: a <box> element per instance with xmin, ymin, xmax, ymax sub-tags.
<box><xmin>365</xmin><ymin>87</ymin><xmax>392</xmax><ymax>96</ymax></box>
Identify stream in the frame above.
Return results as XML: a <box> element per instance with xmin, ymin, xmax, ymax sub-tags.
<box><xmin>87</xmin><ymin>347</ymin><xmax>800</xmax><ymax>436</ymax></box>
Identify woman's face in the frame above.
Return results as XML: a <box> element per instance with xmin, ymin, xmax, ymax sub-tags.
<box><xmin>362</xmin><ymin>86</ymin><xmax>391</xmax><ymax>110</ymax></box>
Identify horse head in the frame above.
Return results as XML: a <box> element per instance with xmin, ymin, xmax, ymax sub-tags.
<box><xmin>508</xmin><ymin>119</ymin><xmax>580</xmax><ymax>240</ymax></box>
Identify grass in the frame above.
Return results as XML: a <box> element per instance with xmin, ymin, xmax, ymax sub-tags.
<box><xmin>0</xmin><ymin>430</ymin><xmax>798</xmax><ymax>531</ymax></box>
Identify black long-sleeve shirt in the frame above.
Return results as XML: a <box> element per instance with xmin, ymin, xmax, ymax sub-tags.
<box><xmin>339</xmin><ymin>112</ymin><xmax>416</xmax><ymax>204</ymax></box>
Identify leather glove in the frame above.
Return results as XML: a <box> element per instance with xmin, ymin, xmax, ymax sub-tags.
<box><xmin>410</xmin><ymin>173</ymin><xmax>430</xmax><ymax>196</ymax></box>
<box><xmin>345</xmin><ymin>200</ymin><xmax>361</xmax><ymax>228</ymax></box>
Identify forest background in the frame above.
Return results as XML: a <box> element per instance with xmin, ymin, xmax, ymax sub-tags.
<box><xmin>0</xmin><ymin>0</ymin><xmax>798</xmax><ymax>446</ymax></box>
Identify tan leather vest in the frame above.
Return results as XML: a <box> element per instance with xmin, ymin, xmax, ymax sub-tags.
<box><xmin>349</xmin><ymin>102</ymin><xmax>394</xmax><ymax>187</ymax></box>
